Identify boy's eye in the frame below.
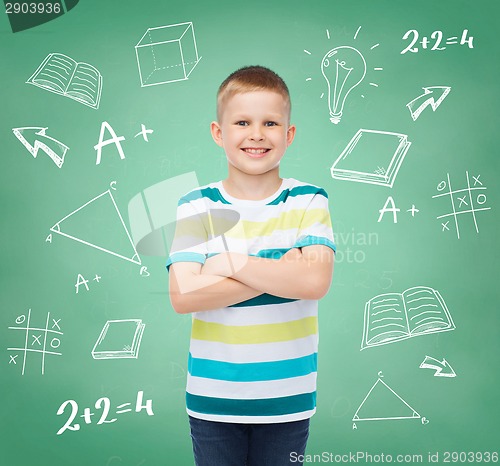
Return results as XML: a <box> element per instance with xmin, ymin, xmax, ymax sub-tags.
<box><xmin>236</xmin><ymin>121</ymin><xmax>249</xmax><ymax>126</ymax></box>
<box><xmin>264</xmin><ymin>121</ymin><xmax>278</xmax><ymax>127</ymax></box>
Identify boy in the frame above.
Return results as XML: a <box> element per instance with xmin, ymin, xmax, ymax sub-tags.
<box><xmin>167</xmin><ymin>66</ymin><xmax>335</xmax><ymax>466</ymax></box>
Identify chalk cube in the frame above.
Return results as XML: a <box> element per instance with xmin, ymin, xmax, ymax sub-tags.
<box><xmin>135</xmin><ymin>22</ymin><xmax>201</xmax><ymax>87</ymax></box>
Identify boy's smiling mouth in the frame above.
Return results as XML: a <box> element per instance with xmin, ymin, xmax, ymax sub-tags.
<box><xmin>241</xmin><ymin>148</ymin><xmax>270</xmax><ymax>158</ymax></box>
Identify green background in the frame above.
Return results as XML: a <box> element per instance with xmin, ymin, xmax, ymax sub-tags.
<box><xmin>1</xmin><ymin>1</ymin><xmax>499</xmax><ymax>465</ymax></box>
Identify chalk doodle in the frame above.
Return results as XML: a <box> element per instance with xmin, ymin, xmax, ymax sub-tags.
<box><xmin>56</xmin><ymin>390</ymin><xmax>154</xmax><ymax>435</ymax></box>
<box><xmin>406</xmin><ymin>86</ymin><xmax>451</xmax><ymax>121</ymax></box>
<box><xmin>407</xmin><ymin>205</ymin><xmax>419</xmax><ymax>217</ymax></box>
<box><xmin>361</xmin><ymin>286</ymin><xmax>455</xmax><ymax>350</ymax></box>
<box><xmin>94</xmin><ymin>122</ymin><xmax>155</xmax><ymax>164</ymax></box>
<box><xmin>352</xmin><ymin>373</ymin><xmax>427</xmax><ymax>428</ymax></box>
<box><xmin>377</xmin><ymin>196</ymin><xmax>400</xmax><ymax>223</ymax></box>
<box><xmin>432</xmin><ymin>172</ymin><xmax>491</xmax><ymax>239</ymax></box>
<box><xmin>377</xmin><ymin>197</ymin><xmax>420</xmax><ymax>223</ymax></box>
<box><xmin>92</xmin><ymin>319</ymin><xmax>146</xmax><ymax>360</ymax></box>
<box><xmin>135</xmin><ymin>22</ymin><xmax>202</xmax><ymax>87</ymax></box>
<box><xmin>7</xmin><ymin>309</ymin><xmax>63</xmax><ymax>375</ymax></box>
<box><xmin>331</xmin><ymin>129</ymin><xmax>411</xmax><ymax>187</ymax></box>
<box><xmin>75</xmin><ymin>273</ymin><xmax>102</xmax><ymax>293</ymax></box>
<box><xmin>304</xmin><ymin>26</ymin><xmax>383</xmax><ymax>123</ymax></box>
<box><xmin>419</xmin><ymin>355</ymin><xmax>456</xmax><ymax>378</ymax></box>
<box><xmin>26</xmin><ymin>52</ymin><xmax>102</xmax><ymax>109</ymax></box>
<box><xmin>321</xmin><ymin>46</ymin><xmax>366</xmax><ymax>124</ymax></box>
<box><xmin>94</xmin><ymin>121</ymin><xmax>126</xmax><ymax>165</ymax></box>
<box><xmin>401</xmin><ymin>29</ymin><xmax>474</xmax><ymax>54</ymax></box>
<box><xmin>49</xmin><ymin>183</ymin><xmax>141</xmax><ymax>265</ymax></box>
<box><xmin>134</xmin><ymin>124</ymin><xmax>154</xmax><ymax>142</ymax></box>
<box><xmin>12</xmin><ymin>126</ymin><xmax>69</xmax><ymax>168</ymax></box>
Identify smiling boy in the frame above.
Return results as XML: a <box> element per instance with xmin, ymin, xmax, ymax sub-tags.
<box><xmin>167</xmin><ymin>66</ymin><xmax>335</xmax><ymax>466</ymax></box>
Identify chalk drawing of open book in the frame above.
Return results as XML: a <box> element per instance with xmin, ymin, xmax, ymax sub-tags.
<box><xmin>361</xmin><ymin>286</ymin><xmax>455</xmax><ymax>350</ymax></box>
<box><xmin>27</xmin><ymin>53</ymin><xmax>102</xmax><ymax>109</ymax></box>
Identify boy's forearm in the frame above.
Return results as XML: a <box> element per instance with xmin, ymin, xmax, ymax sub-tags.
<box><xmin>207</xmin><ymin>247</ymin><xmax>334</xmax><ymax>300</ymax></box>
<box><xmin>169</xmin><ymin>267</ymin><xmax>261</xmax><ymax>314</ymax></box>
<box><xmin>232</xmin><ymin>255</ymin><xmax>331</xmax><ymax>300</ymax></box>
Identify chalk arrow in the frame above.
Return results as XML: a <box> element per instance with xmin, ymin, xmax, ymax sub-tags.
<box><xmin>12</xmin><ymin>126</ymin><xmax>69</xmax><ymax>168</ymax></box>
<box><xmin>419</xmin><ymin>355</ymin><xmax>456</xmax><ymax>377</ymax></box>
<box><xmin>406</xmin><ymin>86</ymin><xmax>451</xmax><ymax>121</ymax></box>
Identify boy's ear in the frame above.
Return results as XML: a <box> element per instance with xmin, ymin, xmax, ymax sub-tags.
<box><xmin>286</xmin><ymin>124</ymin><xmax>297</xmax><ymax>146</ymax></box>
<box><xmin>210</xmin><ymin>121</ymin><xmax>224</xmax><ymax>147</ymax></box>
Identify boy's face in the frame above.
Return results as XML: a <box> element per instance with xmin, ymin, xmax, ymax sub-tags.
<box><xmin>211</xmin><ymin>91</ymin><xmax>296</xmax><ymax>178</ymax></box>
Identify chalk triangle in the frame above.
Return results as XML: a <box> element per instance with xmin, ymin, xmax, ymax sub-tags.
<box><xmin>50</xmin><ymin>189</ymin><xmax>141</xmax><ymax>265</ymax></box>
<box><xmin>353</xmin><ymin>378</ymin><xmax>421</xmax><ymax>422</ymax></box>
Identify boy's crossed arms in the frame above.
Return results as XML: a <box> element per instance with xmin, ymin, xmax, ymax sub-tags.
<box><xmin>169</xmin><ymin>245</ymin><xmax>334</xmax><ymax>314</ymax></box>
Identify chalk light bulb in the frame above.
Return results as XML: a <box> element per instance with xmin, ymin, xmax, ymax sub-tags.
<box><xmin>321</xmin><ymin>46</ymin><xmax>367</xmax><ymax>124</ymax></box>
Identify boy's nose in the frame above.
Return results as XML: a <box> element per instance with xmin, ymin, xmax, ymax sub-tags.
<box><xmin>249</xmin><ymin>127</ymin><xmax>264</xmax><ymax>141</ymax></box>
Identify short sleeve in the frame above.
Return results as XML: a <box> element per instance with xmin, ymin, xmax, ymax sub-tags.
<box><xmin>292</xmin><ymin>189</ymin><xmax>336</xmax><ymax>253</ymax></box>
<box><xmin>165</xmin><ymin>198</ymin><xmax>209</xmax><ymax>270</ymax></box>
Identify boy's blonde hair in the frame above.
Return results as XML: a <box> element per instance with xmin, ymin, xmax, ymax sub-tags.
<box><xmin>216</xmin><ymin>66</ymin><xmax>291</xmax><ymax>122</ymax></box>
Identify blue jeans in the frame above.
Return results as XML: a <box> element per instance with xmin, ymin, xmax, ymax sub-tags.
<box><xmin>189</xmin><ymin>416</ymin><xmax>310</xmax><ymax>466</ymax></box>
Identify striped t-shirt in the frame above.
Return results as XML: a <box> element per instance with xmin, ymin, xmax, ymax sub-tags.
<box><xmin>166</xmin><ymin>178</ymin><xmax>335</xmax><ymax>423</ymax></box>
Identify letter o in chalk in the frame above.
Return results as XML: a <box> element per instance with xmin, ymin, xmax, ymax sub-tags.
<box><xmin>51</xmin><ymin>338</ymin><xmax>61</xmax><ymax>349</ymax></box>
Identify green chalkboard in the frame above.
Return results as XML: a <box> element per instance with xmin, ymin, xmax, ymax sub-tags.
<box><xmin>1</xmin><ymin>0</ymin><xmax>499</xmax><ymax>465</ymax></box>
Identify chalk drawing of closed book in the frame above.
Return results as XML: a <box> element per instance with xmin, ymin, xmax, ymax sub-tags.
<box><xmin>92</xmin><ymin>319</ymin><xmax>145</xmax><ymax>359</ymax></box>
<box><xmin>331</xmin><ymin>129</ymin><xmax>411</xmax><ymax>188</ymax></box>
<box><xmin>361</xmin><ymin>286</ymin><xmax>455</xmax><ymax>350</ymax></box>
<box><xmin>27</xmin><ymin>52</ymin><xmax>102</xmax><ymax>109</ymax></box>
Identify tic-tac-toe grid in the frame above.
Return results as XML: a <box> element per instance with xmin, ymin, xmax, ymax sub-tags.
<box><xmin>7</xmin><ymin>309</ymin><xmax>63</xmax><ymax>375</ymax></box>
<box><xmin>432</xmin><ymin>171</ymin><xmax>490</xmax><ymax>239</ymax></box>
